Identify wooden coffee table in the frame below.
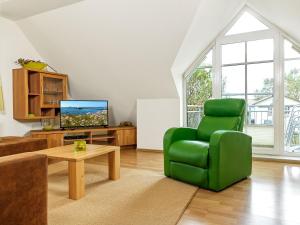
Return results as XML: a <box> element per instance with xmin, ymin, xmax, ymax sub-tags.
<box><xmin>37</xmin><ymin>144</ymin><xmax>120</xmax><ymax>200</ymax></box>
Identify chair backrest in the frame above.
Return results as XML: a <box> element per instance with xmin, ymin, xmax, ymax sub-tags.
<box><xmin>197</xmin><ymin>98</ymin><xmax>245</xmax><ymax>141</ymax></box>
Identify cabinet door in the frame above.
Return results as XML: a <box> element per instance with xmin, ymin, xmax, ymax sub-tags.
<box><xmin>41</xmin><ymin>74</ymin><xmax>67</xmax><ymax>108</ymax></box>
<box><xmin>117</xmin><ymin>129</ymin><xmax>136</xmax><ymax>146</ymax></box>
<box><xmin>47</xmin><ymin>134</ymin><xmax>65</xmax><ymax>148</ymax></box>
<box><xmin>31</xmin><ymin>133</ymin><xmax>64</xmax><ymax>148</ymax></box>
<box><xmin>124</xmin><ymin>129</ymin><xmax>136</xmax><ymax>145</ymax></box>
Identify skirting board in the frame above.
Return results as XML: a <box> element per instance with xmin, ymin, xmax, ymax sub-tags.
<box><xmin>137</xmin><ymin>148</ymin><xmax>163</xmax><ymax>152</ymax></box>
<box><xmin>253</xmin><ymin>154</ymin><xmax>300</xmax><ymax>164</ymax></box>
<box><xmin>137</xmin><ymin>149</ymin><xmax>300</xmax><ymax>164</ymax></box>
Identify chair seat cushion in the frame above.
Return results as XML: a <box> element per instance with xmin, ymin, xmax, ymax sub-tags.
<box><xmin>169</xmin><ymin>140</ymin><xmax>209</xmax><ymax>168</ymax></box>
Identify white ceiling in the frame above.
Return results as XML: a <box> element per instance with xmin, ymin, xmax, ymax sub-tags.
<box><xmin>17</xmin><ymin>0</ymin><xmax>200</xmax><ymax>124</ymax></box>
<box><xmin>0</xmin><ymin>0</ymin><xmax>84</xmax><ymax>20</ymax></box>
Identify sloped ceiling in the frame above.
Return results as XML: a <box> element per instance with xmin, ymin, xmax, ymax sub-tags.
<box><xmin>172</xmin><ymin>0</ymin><xmax>246</xmax><ymax>95</ymax></box>
<box><xmin>17</xmin><ymin>0</ymin><xmax>200</xmax><ymax>125</ymax></box>
<box><xmin>14</xmin><ymin>0</ymin><xmax>300</xmax><ymax>125</ymax></box>
<box><xmin>0</xmin><ymin>0</ymin><xmax>84</xmax><ymax>20</ymax></box>
<box><xmin>248</xmin><ymin>0</ymin><xmax>300</xmax><ymax>44</ymax></box>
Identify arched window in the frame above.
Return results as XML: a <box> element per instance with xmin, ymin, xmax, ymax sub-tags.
<box><xmin>184</xmin><ymin>6</ymin><xmax>300</xmax><ymax>156</ymax></box>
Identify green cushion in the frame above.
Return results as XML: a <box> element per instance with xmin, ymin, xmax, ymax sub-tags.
<box><xmin>169</xmin><ymin>140</ymin><xmax>209</xmax><ymax>168</ymax></box>
<box><xmin>170</xmin><ymin>161</ymin><xmax>208</xmax><ymax>187</ymax></box>
<box><xmin>197</xmin><ymin>116</ymin><xmax>240</xmax><ymax>141</ymax></box>
<box><xmin>204</xmin><ymin>99</ymin><xmax>245</xmax><ymax>117</ymax></box>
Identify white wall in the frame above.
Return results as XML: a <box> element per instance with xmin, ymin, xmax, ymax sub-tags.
<box><xmin>170</xmin><ymin>0</ymin><xmax>245</xmax><ymax>126</ymax></box>
<box><xmin>171</xmin><ymin>0</ymin><xmax>246</xmax><ymax>94</ymax></box>
<box><xmin>0</xmin><ymin>16</ymin><xmax>43</xmax><ymax>136</ymax></box>
<box><xmin>17</xmin><ymin>0</ymin><xmax>200</xmax><ymax>126</ymax></box>
<box><xmin>137</xmin><ymin>99</ymin><xmax>180</xmax><ymax>150</ymax></box>
<box><xmin>248</xmin><ymin>0</ymin><xmax>300</xmax><ymax>44</ymax></box>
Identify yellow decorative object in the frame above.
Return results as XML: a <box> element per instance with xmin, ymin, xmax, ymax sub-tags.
<box><xmin>43</xmin><ymin>125</ymin><xmax>54</xmax><ymax>131</ymax></box>
<box><xmin>23</xmin><ymin>62</ymin><xmax>48</xmax><ymax>70</ymax></box>
<box><xmin>28</xmin><ymin>113</ymin><xmax>35</xmax><ymax>118</ymax></box>
<box><xmin>74</xmin><ymin>140</ymin><xmax>87</xmax><ymax>152</ymax></box>
<box><xmin>16</xmin><ymin>58</ymin><xmax>48</xmax><ymax>71</ymax></box>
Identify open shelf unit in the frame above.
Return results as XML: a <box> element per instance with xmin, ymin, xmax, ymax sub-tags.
<box><xmin>63</xmin><ymin>130</ymin><xmax>117</xmax><ymax>146</ymax></box>
<box><xmin>63</xmin><ymin>134</ymin><xmax>116</xmax><ymax>144</ymax></box>
<box><xmin>30</xmin><ymin>126</ymin><xmax>137</xmax><ymax>148</ymax></box>
<box><xmin>13</xmin><ymin>68</ymin><xmax>68</xmax><ymax>121</ymax></box>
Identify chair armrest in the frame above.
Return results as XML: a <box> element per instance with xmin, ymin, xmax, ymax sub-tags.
<box><xmin>163</xmin><ymin>127</ymin><xmax>197</xmax><ymax>176</ymax></box>
<box><xmin>208</xmin><ymin>130</ymin><xmax>252</xmax><ymax>191</ymax></box>
<box><xmin>163</xmin><ymin>127</ymin><xmax>198</xmax><ymax>151</ymax></box>
<box><xmin>0</xmin><ymin>153</ymin><xmax>48</xmax><ymax>225</ymax></box>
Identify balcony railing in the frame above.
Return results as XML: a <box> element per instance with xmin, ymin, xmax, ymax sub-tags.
<box><xmin>187</xmin><ymin>104</ymin><xmax>300</xmax><ymax>148</ymax></box>
<box><xmin>187</xmin><ymin>105</ymin><xmax>291</xmax><ymax>128</ymax></box>
<box><xmin>187</xmin><ymin>105</ymin><xmax>203</xmax><ymax>128</ymax></box>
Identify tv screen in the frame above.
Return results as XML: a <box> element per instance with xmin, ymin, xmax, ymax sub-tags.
<box><xmin>60</xmin><ymin>100</ymin><xmax>108</xmax><ymax>128</ymax></box>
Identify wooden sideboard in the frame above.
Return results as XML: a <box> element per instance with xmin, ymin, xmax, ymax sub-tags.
<box><xmin>30</xmin><ymin>126</ymin><xmax>136</xmax><ymax>148</ymax></box>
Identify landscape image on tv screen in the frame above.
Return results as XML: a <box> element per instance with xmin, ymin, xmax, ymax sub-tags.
<box><xmin>60</xmin><ymin>100</ymin><xmax>108</xmax><ymax>128</ymax></box>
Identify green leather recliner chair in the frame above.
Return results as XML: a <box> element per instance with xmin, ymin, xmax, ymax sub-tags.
<box><xmin>163</xmin><ymin>98</ymin><xmax>252</xmax><ymax>191</ymax></box>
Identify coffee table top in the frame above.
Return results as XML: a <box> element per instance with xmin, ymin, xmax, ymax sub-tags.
<box><xmin>37</xmin><ymin>144</ymin><xmax>119</xmax><ymax>161</ymax></box>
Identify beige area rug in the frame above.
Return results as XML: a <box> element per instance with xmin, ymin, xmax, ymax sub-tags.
<box><xmin>48</xmin><ymin>162</ymin><xmax>198</xmax><ymax>225</ymax></box>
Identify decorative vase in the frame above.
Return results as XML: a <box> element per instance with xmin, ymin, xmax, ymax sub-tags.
<box><xmin>42</xmin><ymin>118</ymin><xmax>55</xmax><ymax>131</ymax></box>
<box><xmin>74</xmin><ymin>140</ymin><xmax>86</xmax><ymax>152</ymax></box>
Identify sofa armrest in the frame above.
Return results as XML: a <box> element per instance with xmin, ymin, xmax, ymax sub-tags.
<box><xmin>208</xmin><ymin>130</ymin><xmax>252</xmax><ymax>191</ymax></box>
<box><xmin>163</xmin><ymin>127</ymin><xmax>197</xmax><ymax>176</ymax></box>
<box><xmin>0</xmin><ymin>153</ymin><xmax>48</xmax><ymax>225</ymax></box>
<box><xmin>0</xmin><ymin>137</ymin><xmax>48</xmax><ymax>157</ymax></box>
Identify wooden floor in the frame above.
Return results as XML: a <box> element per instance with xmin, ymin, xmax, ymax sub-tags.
<box><xmin>90</xmin><ymin>148</ymin><xmax>300</xmax><ymax>225</ymax></box>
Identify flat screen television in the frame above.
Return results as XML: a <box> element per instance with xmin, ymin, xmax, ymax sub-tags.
<box><xmin>60</xmin><ymin>100</ymin><xmax>108</xmax><ymax>129</ymax></box>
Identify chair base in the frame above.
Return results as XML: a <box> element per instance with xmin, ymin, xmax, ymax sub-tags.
<box><xmin>168</xmin><ymin>161</ymin><xmax>250</xmax><ymax>191</ymax></box>
<box><xmin>169</xmin><ymin>161</ymin><xmax>208</xmax><ymax>188</ymax></box>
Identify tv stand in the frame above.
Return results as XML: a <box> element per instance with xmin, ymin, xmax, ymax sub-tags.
<box><xmin>30</xmin><ymin>126</ymin><xmax>136</xmax><ymax>148</ymax></box>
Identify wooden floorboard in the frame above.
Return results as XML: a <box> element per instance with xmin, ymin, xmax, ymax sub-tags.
<box><xmin>89</xmin><ymin>149</ymin><xmax>300</xmax><ymax>225</ymax></box>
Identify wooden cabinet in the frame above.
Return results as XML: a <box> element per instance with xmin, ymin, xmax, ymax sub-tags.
<box><xmin>30</xmin><ymin>126</ymin><xmax>137</xmax><ymax>148</ymax></box>
<box><xmin>116</xmin><ymin>129</ymin><xmax>137</xmax><ymax>146</ymax></box>
<box><xmin>13</xmin><ymin>68</ymin><xmax>68</xmax><ymax>121</ymax></box>
<box><xmin>32</xmin><ymin>133</ymin><xmax>64</xmax><ymax>148</ymax></box>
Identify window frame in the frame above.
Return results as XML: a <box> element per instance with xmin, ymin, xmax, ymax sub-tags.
<box><xmin>183</xmin><ymin>44</ymin><xmax>215</xmax><ymax>128</ymax></box>
<box><xmin>182</xmin><ymin>5</ymin><xmax>300</xmax><ymax>157</ymax></box>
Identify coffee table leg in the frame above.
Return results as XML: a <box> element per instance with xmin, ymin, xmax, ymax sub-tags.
<box><xmin>68</xmin><ymin>160</ymin><xmax>85</xmax><ymax>200</ymax></box>
<box><xmin>108</xmin><ymin>149</ymin><xmax>120</xmax><ymax>180</ymax></box>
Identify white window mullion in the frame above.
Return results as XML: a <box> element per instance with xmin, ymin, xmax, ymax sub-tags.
<box><xmin>214</xmin><ymin>41</ymin><xmax>222</xmax><ymax>98</ymax></box>
<box><xmin>245</xmin><ymin>41</ymin><xmax>248</xmax><ymax>123</ymax></box>
<box><xmin>220</xmin><ymin>30</ymin><xmax>274</xmax><ymax>45</ymax></box>
<box><xmin>182</xmin><ymin>77</ymin><xmax>187</xmax><ymax>127</ymax></box>
<box><xmin>273</xmin><ymin>31</ymin><xmax>285</xmax><ymax>154</ymax></box>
